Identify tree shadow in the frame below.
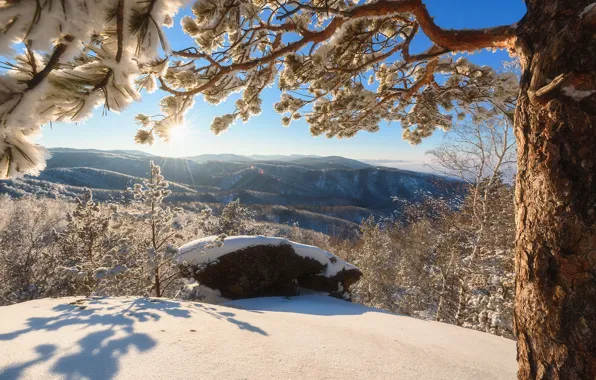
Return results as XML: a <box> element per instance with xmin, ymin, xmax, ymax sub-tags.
<box><xmin>193</xmin><ymin>303</ymin><xmax>269</xmax><ymax>336</ymax></box>
<box><xmin>0</xmin><ymin>344</ymin><xmax>56</xmax><ymax>380</ymax></box>
<box><xmin>131</xmin><ymin>298</ymin><xmax>192</xmax><ymax>319</ymax></box>
<box><xmin>51</xmin><ymin>329</ymin><xmax>156</xmax><ymax>380</ymax></box>
<box><xmin>0</xmin><ymin>298</ymin><xmax>192</xmax><ymax>342</ymax></box>
<box><xmin>0</xmin><ymin>297</ymin><xmax>191</xmax><ymax>379</ymax></box>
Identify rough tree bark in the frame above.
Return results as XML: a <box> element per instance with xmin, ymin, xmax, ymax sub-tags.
<box><xmin>513</xmin><ymin>1</ymin><xmax>596</xmax><ymax>378</ymax></box>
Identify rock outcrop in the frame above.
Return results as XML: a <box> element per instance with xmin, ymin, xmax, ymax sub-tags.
<box><xmin>178</xmin><ymin>236</ymin><xmax>362</xmax><ymax>300</ymax></box>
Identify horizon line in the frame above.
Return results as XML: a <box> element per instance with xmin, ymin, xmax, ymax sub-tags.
<box><xmin>45</xmin><ymin>146</ymin><xmax>428</xmax><ymax>164</ymax></box>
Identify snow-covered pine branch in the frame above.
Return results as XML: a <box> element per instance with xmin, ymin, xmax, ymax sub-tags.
<box><xmin>0</xmin><ymin>0</ymin><xmax>187</xmax><ymax>178</ymax></box>
<box><xmin>161</xmin><ymin>0</ymin><xmax>519</xmax><ymax>142</ymax></box>
<box><xmin>0</xmin><ymin>0</ymin><xmax>519</xmax><ymax>178</ymax></box>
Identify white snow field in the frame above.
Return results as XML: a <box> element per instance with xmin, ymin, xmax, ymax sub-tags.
<box><xmin>0</xmin><ymin>295</ymin><xmax>516</xmax><ymax>380</ymax></box>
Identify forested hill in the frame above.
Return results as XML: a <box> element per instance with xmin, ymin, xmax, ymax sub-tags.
<box><xmin>0</xmin><ymin>148</ymin><xmax>462</xmax><ymax>233</ymax></box>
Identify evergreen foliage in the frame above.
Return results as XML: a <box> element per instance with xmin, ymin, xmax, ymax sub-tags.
<box><xmin>111</xmin><ymin>161</ymin><xmax>185</xmax><ymax>297</ymax></box>
<box><xmin>0</xmin><ymin>0</ymin><xmax>519</xmax><ymax>178</ymax></box>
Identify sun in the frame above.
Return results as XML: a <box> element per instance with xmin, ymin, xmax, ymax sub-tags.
<box><xmin>168</xmin><ymin>123</ymin><xmax>190</xmax><ymax>144</ymax></box>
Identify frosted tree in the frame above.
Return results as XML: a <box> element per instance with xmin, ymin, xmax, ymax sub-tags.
<box><xmin>112</xmin><ymin>161</ymin><xmax>184</xmax><ymax>297</ymax></box>
<box><xmin>346</xmin><ymin>197</ymin><xmax>451</xmax><ymax>319</ymax></box>
<box><xmin>427</xmin><ymin>117</ymin><xmax>516</xmax><ymax>327</ymax></box>
<box><xmin>0</xmin><ymin>195</ymin><xmax>64</xmax><ymax>304</ymax></box>
<box><xmin>418</xmin><ymin>175</ymin><xmax>515</xmax><ymax>337</ymax></box>
<box><xmin>2</xmin><ymin>1</ymin><xmax>595</xmax><ymax>376</ymax></box>
<box><xmin>350</xmin><ymin>216</ymin><xmax>400</xmax><ymax>312</ymax></box>
<box><xmin>395</xmin><ymin>192</ymin><xmax>457</xmax><ymax>319</ymax></box>
<box><xmin>347</xmin><ymin>180</ymin><xmax>515</xmax><ymax>336</ymax></box>
<box><xmin>457</xmin><ymin>177</ymin><xmax>515</xmax><ymax>338</ymax></box>
<box><xmin>1</xmin><ymin>0</ymin><xmax>520</xmax><ymax>178</ymax></box>
<box><xmin>55</xmin><ymin>188</ymin><xmax>129</xmax><ymax>296</ymax></box>
<box><xmin>212</xmin><ymin>198</ymin><xmax>254</xmax><ymax>236</ymax></box>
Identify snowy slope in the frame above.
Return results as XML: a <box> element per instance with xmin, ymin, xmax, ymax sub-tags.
<box><xmin>0</xmin><ymin>296</ymin><xmax>516</xmax><ymax>380</ymax></box>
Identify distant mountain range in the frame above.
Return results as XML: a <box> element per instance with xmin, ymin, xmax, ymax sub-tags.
<box><xmin>185</xmin><ymin>153</ymin><xmax>372</xmax><ymax>170</ymax></box>
<box><xmin>0</xmin><ymin>148</ymin><xmax>462</xmax><ymax>234</ymax></box>
<box><xmin>188</xmin><ymin>153</ymin><xmax>312</xmax><ymax>163</ymax></box>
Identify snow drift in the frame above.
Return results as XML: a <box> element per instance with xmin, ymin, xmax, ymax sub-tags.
<box><xmin>177</xmin><ymin>236</ymin><xmax>362</xmax><ymax>299</ymax></box>
<box><xmin>0</xmin><ymin>295</ymin><xmax>516</xmax><ymax>379</ymax></box>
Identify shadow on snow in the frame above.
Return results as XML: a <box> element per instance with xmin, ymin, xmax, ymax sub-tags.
<box><xmin>192</xmin><ymin>303</ymin><xmax>269</xmax><ymax>336</ymax></box>
<box><xmin>0</xmin><ymin>297</ymin><xmax>268</xmax><ymax>379</ymax></box>
<box><xmin>224</xmin><ymin>294</ymin><xmax>396</xmax><ymax>317</ymax></box>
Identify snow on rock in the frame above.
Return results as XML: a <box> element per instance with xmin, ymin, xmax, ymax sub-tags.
<box><xmin>178</xmin><ymin>235</ymin><xmax>357</xmax><ymax>276</ymax></box>
<box><xmin>0</xmin><ymin>296</ymin><xmax>517</xmax><ymax>380</ymax></box>
<box><xmin>178</xmin><ymin>236</ymin><xmax>362</xmax><ymax>300</ymax></box>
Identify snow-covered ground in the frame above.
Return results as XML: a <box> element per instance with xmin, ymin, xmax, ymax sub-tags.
<box><xmin>0</xmin><ymin>295</ymin><xmax>516</xmax><ymax>380</ymax></box>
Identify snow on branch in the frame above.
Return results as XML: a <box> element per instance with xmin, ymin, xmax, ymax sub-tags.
<box><xmin>0</xmin><ymin>0</ymin><xmax>520</xmax><ymax>178</ymax></box>
<box><xmin>0</xmin><ymin>0</ymin><xmax>186</xmax><ymax>178</ymax></box>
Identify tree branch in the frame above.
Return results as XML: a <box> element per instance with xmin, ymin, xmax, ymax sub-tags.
<box><xmin>410</xmin><ymin>1</ymin><xmax>516</xmax><ymax>50</ymax></box>
<box><xmin>162</xmin><ymin>0</ymin><xmax>518</xmax><ymax>97</ymax></box>
<box><xmin>292</xmin><ymin>0</ymin><xmax>517</xmax><ymax>51</ymax></box>
<box><xmin>26</xmin><ymin>35</ymin><xmax>73</xmax><ymax>91</ymax></box>
<box><xmin>160</xmin><ymin>18</ymin><xmax>344</xmax><ymax>96</ymax></box>
<box><xmin>116</xmin><ymin>0</ymin><xmax>124</xmax><ymax>63</ymax></box>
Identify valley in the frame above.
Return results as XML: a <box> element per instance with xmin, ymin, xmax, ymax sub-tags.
<box><xmin>0</xmin><ymin>148</ymin><xmax>462</xmax><ymax>234</ymax></box>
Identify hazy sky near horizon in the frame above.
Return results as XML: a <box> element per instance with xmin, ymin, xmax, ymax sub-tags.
<box><xmin>38</xmin><ymin>0</ymin><xmax>526</xmax><ymax>162</ymax></box>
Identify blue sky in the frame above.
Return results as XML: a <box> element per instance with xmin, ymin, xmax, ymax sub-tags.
<box><xmin>39</xmin><ymin>0</ymin><xmax>526</xmax><ymax>162</ymax></box>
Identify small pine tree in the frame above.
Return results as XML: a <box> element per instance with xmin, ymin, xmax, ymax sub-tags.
<box><xmin>112</xmin><ymin>161</ymin><xmax>183</xmax><ymax>297</ymax></box>
<box><xmin>212</xmin><ymin>198</ymin><xmax>254</xmax><ymax>236</ymax></box>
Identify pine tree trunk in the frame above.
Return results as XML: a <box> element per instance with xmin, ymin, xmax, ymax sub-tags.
<box><xmin>513</xmin><ymin>1</ymin><xmax>596</xmax><ymax>378</ymax></box>
<box><xmin>455</xmin><ymin>280</ymin><xmax>467</xmax><ymax>326</ymax></box>
<box><xmin>435</xmin><ymin>273</ymin><xmax>448</xmax><ymax>321</ymax></box>
<box><xmin>154</xmin><ymin>268</ymin><xmax>161</xmax><ymax>298</ymax></box>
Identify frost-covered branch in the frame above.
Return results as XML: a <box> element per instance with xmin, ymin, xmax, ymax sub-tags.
<box><xmin>158</xmin><ymin>0</ymin><xmax>519</xmax><ymax>141</ymax></box>
<box><xmin>0</xmin><ymin>0</ymin><xmax>521</xmax><ymax>178</ymax></box>
<box><xmin>0</xmin><ymin>0</ymin><xmax>187</xmax><ymax>178</ymax></box>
